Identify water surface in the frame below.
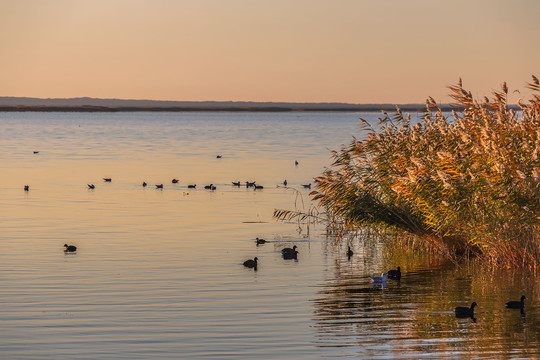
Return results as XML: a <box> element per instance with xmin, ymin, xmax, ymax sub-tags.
<box><xmin>0</xmin><ymin>112</ymin><xmax>538</xmax><ymax>359</ymax></box>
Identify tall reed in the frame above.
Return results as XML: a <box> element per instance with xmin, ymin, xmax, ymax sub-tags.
<box><xmin>310</xmin><ymin>77</ymin><xmax>540</xmax><ymax>268</ymax></box>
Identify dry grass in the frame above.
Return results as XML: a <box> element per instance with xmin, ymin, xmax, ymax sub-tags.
<box><xmin>309</xmin><ymin>77</ymin><xmax>540</xmax><ymax>268</ymax></box>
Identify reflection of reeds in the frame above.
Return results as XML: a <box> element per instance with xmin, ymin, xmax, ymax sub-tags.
<box><xmin>310</xmin><ymin>77</ymin><xmax>540</xmax><ymax>268</ymax></box>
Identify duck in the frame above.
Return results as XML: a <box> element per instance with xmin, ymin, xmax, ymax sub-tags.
<box><xmin>255</xmin><ymin>237</ymin><xmax>266</xmax><ymax>245</ymax></box>
<box><xmin>188</xmin><ymin>184</ymin><xmax>196</xmax><ymax>188</ymax></box>
<box><xmin>88</xmin><ymin>184</ymin><xmax>95</xmax><ymax>189</ymax></box>
<box><xmin>243</xmin><ymin>257</ymin><xmax>258</xmax><ymax>269</ymax></box>
<box><xmin>142</xmin><ymin>182</ymin><xmax>147</xmax><ymax>187</ymax></box>
<box><xmin>172</xmin><ymin>178</ymin><xmax>179</xmax><ymax>184</ymax></box>
<box><xmin>24</xmin><ymin>185</ymin><xmax>29</xmax><ymax>191</ymax></box>
<box><xmin>370</xmin><ymin>273</ymin><xmax>387</xmax><ymax>284</ymax></box>
<box><xmin>254</xmin><ymin>184</ymin><xmax>264</xmax><ymax>190</ymax></box>
<box><xmin>506</xmin><ymin>295</ymin><xmax>526</xmax><ymax>309</ymax></box>
<box><xmin>283</xmin><ymin>180</ymin><xmax>287</xmax><ymax>186</ymax></box>
<box><xmin>454</xmin><ymin>302</ymin><xmax>477</xmax><ymax>318</ymax></box>
<box><xmin>33</xmin><ymin>151</ymin><xmax>39</xmax><ymax>154</ymax></box>
<box><xmin>103</xmin><ymin>178</ymin><xmax>112</xmax><ymax>182</ymax></box>
<box><xmin>64</xmin><ymin>244</ymin><xmax>77</xmax><ymax>252</ymax></box>
<box><xmin>302</xmin><ymin>184</ymin><xmax>311</xmax><ymax>189</ymax></box>
<box><xmin>246</xmin><ymin>181</ymin><xmax>256</xmax><ymax>188</ymax></box>
<box><xmin>281</xmin><ymin>245</ymin><xmax>298</xmax><ymax>256</ymax></box>
<box><xmin>216</xmin><ymin>155</ymin><xmax>222</xmax><ymax>159</ymax></box>
<box><xmin>204</xmin><ymin>184</ymin><xmax>215</xmax><ymax>190</ymax></box>
<box><xmin>232</xmin><ymin>181</ymin><xmax>241</xmax><ymax>187</ymax></box>
<box><xmin>156</xmin><ymin>184</ymin><xmax>163</xmax><ymax>189</ymax></box>
<box><xmin>282</xmin><ymin>250</ymin><xmax>298</xmax><ymax>260</ymax></box>
<box><xmin>387</xmin><ymin>266</ymin><xmax>401</xmax><ymax>280</ymax></box>
<box><xmin>295</xmin><ymin>160</ymin><xmax>299</xmax><ymax>166</ymax></box>
<box><xmin>346</xmin><ymin>246</ymin><xmax>353</xmax><ymax>258</ymax></box>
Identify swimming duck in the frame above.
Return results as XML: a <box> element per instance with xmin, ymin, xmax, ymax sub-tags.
<box><xmin>216</xmin><ymin>155</ymin><xmax>222</xmax><ymax>159</ymax></box>
<box><xmin>24</xmin><ymin>185</ymin><xmax>29</xmax><ymax>191</ymax></box>
<box><xmin>246</xmin><ymin>181</ymin><xmax>256</xmax><ymax>188</ymax></box>
<box><xmin>254</xmin><ymin>184</ymin><xmax>264</xmax><ymax>190</ymax></box>
<box><xmin>302</xmin><ymin>184</ymin><xmax>311</xmax><ymax>189</ymax></box>
<box><xmin>64</xmin><ymin>244</ymin><xmax>77</xmax><ymax>252</ymax></box>
<box><xmin>33</xmin><ymin>151</ymin><xmax>39</xmax><ymax>154</ymax></box>
<box><xmin>204</xmin><ymin>184</ymin><xmax>215</xmax><ymax>190</ymax></box>
<box><xmin>387</xmin><ymin>266</ymin><xmax>401</xmax><ymax>280</ymax></box>
<box><xmin>283</xmin><ymin>180</ymin><xmax>287</xmax><ymax>186</ymax></box>
<box><xmin>172</xmin><ymin>179</ymin><xmax>179</xmax><ymax>184</ymax></box>
<box><xmin>103</xmin><ymin>178</ymin><xmax>112</xmax><ymax>182</ymax></box>
<box><xmin>188</xmin><ymin>184</ymin><xmax>196</xmax><ymax>188</ymax></box>
<box><xmin>370</xmin><ymin>273</ymin><xmax>387</xmax><ymax>283</ymax></box>
<box><xmin>156</xmin><ymin>184</ymin><xmax>163</xmax><ymax>189</ymax></box>
<box><xmin>295</xmin><ymin>160</ymin><xmax>299</xmax><ymax>166</ymax></box>
<box><xmin>506</xmin><ymin>295</ymin><xmax>526</xmax><ymax>309</ymax></box>
<box><xmin>142</xmin><ymin>182</ymin><xmax>147</xmax><ymax>187</ymax></box>
<box><xmin>282</xmin><ymin>250</ymin><xmax>298</xmax><ymax>260</ymax></box>
<box><xmin>255</xmin><ymin>237</ymin><xmax>266</xmax><ymax>245</ymax></box>
<box><xmin>454</xmin><ymin>302</ymin><xmax>477</xmax><ymax>318</ymax></box>
<box><xmin>232</xmin><ymin>181</ymin><xmax>241</xmax><ymax>187</ymax></box>
<box><xmin>281</xmin><ymin>245</ymin><xmax>298</xmax><ymax>255</ymax></box>
<box><xmin>243</xmin><ymin>257</ymin><xmax>258</xmax><ymax>269</ymax></box>
<box><xmin>88</xmin><ymin>184</ymin><xmax>95</xmax><ymax>189</ymax></box>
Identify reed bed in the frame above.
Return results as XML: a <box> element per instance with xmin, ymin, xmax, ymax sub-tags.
<box><xmin>309</xmin><ymin>77</ymin><xmax>540</xmax><ymax>268</ymax></box>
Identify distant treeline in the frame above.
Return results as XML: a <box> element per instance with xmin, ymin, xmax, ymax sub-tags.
<box><xmin>0</xmin><ymin>104</ymin><xmax>462</xmax><ymax>112</ymax></box>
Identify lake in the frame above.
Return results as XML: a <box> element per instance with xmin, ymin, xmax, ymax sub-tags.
<box><xmin>1</xmin><ymin>111</ymin><xmax>539</xmax><ymax>359</ymax></box>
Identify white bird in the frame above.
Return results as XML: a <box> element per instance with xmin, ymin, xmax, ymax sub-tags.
<box><xmin>370</xmin><ymin>273</ymin><xmax>387</xmax><ymax>283</ymax></box>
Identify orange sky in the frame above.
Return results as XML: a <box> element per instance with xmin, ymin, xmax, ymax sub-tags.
<box><xmin>1</xmin><ymin>0</ymin><xmax>538</xmax><ymax>103</ymax></box>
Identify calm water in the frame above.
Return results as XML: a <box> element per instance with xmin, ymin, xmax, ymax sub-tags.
<box><xmin>1</xmin><ymin>111</ymin><xmax>539</xmax><ymax>359</ymax></box>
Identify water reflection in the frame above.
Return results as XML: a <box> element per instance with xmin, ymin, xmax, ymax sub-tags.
<box><xmin>313</xmin><ymin>238</ymin><xmax>540</xmax><ymax>358</ymax></box>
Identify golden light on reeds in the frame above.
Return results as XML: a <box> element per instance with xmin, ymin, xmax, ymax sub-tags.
<box><xmin>304</xmin><ymin>76</ymin><xmax>540</xmax><ymax>268</ymax></box>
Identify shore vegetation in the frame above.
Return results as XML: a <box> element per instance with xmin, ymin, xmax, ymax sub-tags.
<box><xmin>292</xmin><ymin>77</ymin><xmax>540</xmax><ymax>268</ymax></box>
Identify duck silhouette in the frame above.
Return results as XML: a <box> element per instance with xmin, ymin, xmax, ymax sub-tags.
<box><xmin>64</xmin><ymin>244</ymin><xmax>77</xmax><ymax>252</ymax></box>
<box><xmin>142</xmin><ymin>182</ymin><xmax>147</xmax><ymax>187</ymax></box>
<box><xmin>24</xmin><ymin>185</ymin><xmax>29</xmax><ymax>191</ymax></box>
<box><xmin>455</xmin><ymin>302</ymin><xmax>477</xmax><ymax>318</ymax></box>
<box><xmin>254</xmin><ymin>184</ymin><xmax>264</xmax><ymax>190</ymax></box>
<box><xmin>188</xmin><ymin>184</ymin><xmax>196</xmax><ymax>188</ymax></box>
<box><xmin>283</xmin><ymin>180</ymin><xmax>287</xmax><ymax>186</ymax></box>
<box><xmin>156</xmin><ymin>184</ymin><xmax>163</xmax><ymax>189</ymax></box>
<box><xmin>302</xmin><ymin>184</ymin><xmax>311</xmax><ymax>189</ymax></box>
<box><xmin>281</xmin><ymin>245</ymin><xmax>297</xmax><ymax>256</ymax></box>
<box><xmin>282</xmin><ymin>250</ymin><xmax>298</xmax><ymax>260</ymax></box>
<box><xmin>243</xmin><ymin>257</ymin><xmax>258</xmax><ymax>269</ymax></box>
<box><xmin>204</xmin><ymin>184</ymin><xmax>215</xmax><ymax>190</ymax></box>
<box><xmin>255</xmin><ymin>237</ymin><xmax>266</xmax><ymax>245</ymax></box>
<box><xmin>103</xmin><ymin>178</ymin><xmax>111</xmax><ymax>182</ymax></box>
<box><xmin>172</xmin><ymin>179</ymin><xmax>179</xmax><ymax>184</ymax></box>
<box><xmin>506</xmin><ymin>295</ymin><xmax>526</xmax><ymax>309</ymax></box>
<box><xmin>387</xmin><ymin>266</ymin><xmax>401</xmax><ymax>280</ymax></box>
<box><xmin>232</xmin><ymin>181</ymin><xmax>241</xmax><ymax>187</ymax></box>
<box><xmin>88</xmin><ymin>184</ymin><xmax>95</xmax><ymax>189</ymax></box>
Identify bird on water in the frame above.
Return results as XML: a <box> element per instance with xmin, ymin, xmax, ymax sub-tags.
<box><xmin>88</xmin><ymin>184</ymin><xmax>95</xmax><ymax>189</ymax></box>
<box><xmin>172</xmin><ymin>179</ymin><xmax>179</xmax><ymax>184</ymax></box>
<box><xmin>255</xmin><ymin>237</ymin><xmax>266</xmax><ymax>245</ymax></box>
<box><xmin>387</xmin><ymin>266</ymin><xmax>401</xmax><ymax>280</ymax></box>
<box><xmin>24</xmin><ymin>185</ymin><xmax>29</xmax><ymax>191</ymax></box>
<box><xmin>156</xmin><ymin>184</ymin><xmax>163</xmax><ymax>189</ymax></box>
<box><xmin>188</xmin><ymin>184</ymin><xmax>196</xmax><ymax>188</ymax></box>
<box><xmin>142</xmin><ymin>182</ymin><xmax>147</xmax><ymax>187</ymax></box>
<box><xmin>370</xmin><ymin>273</ymin><xmax>387</xmax><ymax>284</ymax></box>
<box><xmin>243</xmin><ymin>257</ymin><xmax>258</xmax><ymax>269</ymax></box>
<box><xmin>454</xmin><ymin>302</ymin><xmax>477</xmax><ymax>318</ymax></box>
<box><xmin>281</xmin><ymin>245</ymin><xmax>297</xmax><ymax>256</ymax></box>
<box><xmin>506</xmin><ymin>295</ymin><xmax>526</xmax><ymax>309</ymax></box>
<box><xmin>64</xmin><ymin>244</ymin><xmax>77</xmax><ymax>252</ymax></box>
<box><xmin>103</xmin><ymin>178</ymin><xmax>112</xmax><ymax>182</ymax></box>
<box><xmin>282</xmin><ymin>250</ymin><xmax>298</xmax><ymax>260</ymax></box>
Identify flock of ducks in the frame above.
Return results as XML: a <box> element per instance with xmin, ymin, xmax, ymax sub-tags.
<box><xmin>243</xmin><ymin>241</ymin><xmax>299</xmax><ymax>270</ymax></box>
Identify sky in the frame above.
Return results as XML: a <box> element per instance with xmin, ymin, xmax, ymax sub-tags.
<box><xmin>1</xmin><ymin>0</ymin><xmax>539</xmax><ymax>104</ymax></box>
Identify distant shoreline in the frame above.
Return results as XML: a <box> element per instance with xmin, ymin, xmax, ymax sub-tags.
<box><xmin>0</xmin><ymin>104</ymin><xmax>458</xmax><ymax>113</ymax></box>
